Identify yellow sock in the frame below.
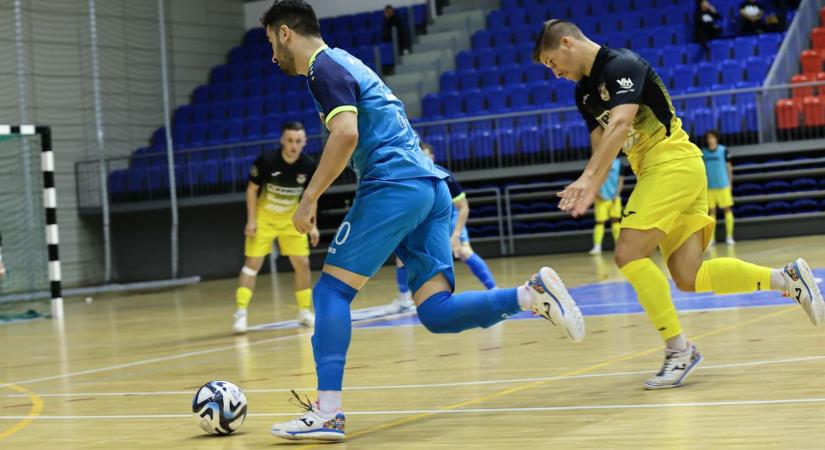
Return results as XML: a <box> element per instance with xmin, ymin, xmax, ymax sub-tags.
<box><xmin>295</xmin><ymin>288</ymin><xmax>312</xmax><ymax>311</ymax></box>
<box><xmin>593</xmin><ymin>223</ymin><xmax>605</xmax><ymax>246</ymax></box>
<box><xmin>620</xmin><ymin>258</ymin><xmax>682</xmax><ymax>340</ymax></box>
<box><xmin>724</xmin><ymin>210</ymin><xmax>734</xmax><ymax>239</ymax></box>
<box><xmin>611</xmin><ymin>222</ymin><xmax>621</xmax><ymax>240</ymax></box>
<box><xmin>236</xmin><ymin>287</ymin><xmax>253</xmax><ymax>309</ymax></box>
<box><xmin>695</xmin><ymin>258</ymin><xmax>772</xmax><ymax>294</ymax></box>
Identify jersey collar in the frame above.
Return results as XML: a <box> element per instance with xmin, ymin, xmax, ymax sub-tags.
<box><xmin>308</xmin><ymin>44</ymin><xmax>329</xmax><ymax>70</ymax></box>
<box><xmin>589</xmin><ymin>46</ymin><xmax>609</xmax><ymax>79</ymax></box>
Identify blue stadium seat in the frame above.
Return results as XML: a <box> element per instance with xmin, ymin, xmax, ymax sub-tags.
<box><xmin>228</xmin><ymin>47</ymin><xmax>247</xmax><ymax>64</ymax></box>
<box><xmin>564</xmin><ymin>122</ymin><xmax>589</xmax><ymax>150</ymax></box>
<box><xmin>476</xmin><ymin>48</ymin><xmax>496</xmax><ymax>67</ymax></box>
<box><xmin>458</xmin><ymin>69</ymin><xmax>480</xmax><ymax>91</ymax></box>
<box><xmin>685</xmin><ymin>86</ymin><xmax>709</xmax><ymax>110</ymax></box>
<box><xmin>792</xmin><ymin>199</ymin><xmax>819</xmax><ymax>213</ymax></box>
<box><xmin>500</xmin><ymin>0</ymin><xmax>519</xmax><ymax>10</ymax></box>
<box><xmin>547</xmin><ymin>122</ymin><xmax>564</xmax><ymax>150</ymax></box>
<box><xmin>448</xmin><ymin>132</ymin><xmax>471</xmax><ymax>161</ymax></box>
<box><xmin>660</xmin><ymin>45</ymin><xmax>684</xmax><ymax>67</ymax></box>
<box><xmin>497</xmin><ymin>46</ymin><xmax>518</xmax><ymax>66</ymax></box>
<box><xmin>637</xmin><ymin>48</ymin><xmax>659</xmax><ymax>67</ymax></box>
<box><xmin>192</xmin><ymin>85</ymin><xmax>210</xmax><ymax>104</ymax></box>
<box><xmin>472</xmin><ymin>30</ymin><xmax>493</xmax><ymax>49</ymax></box>
<box><xmin>492</xmin><ymin>30</ymin><xmax>513</xmax><ymax>48</ymax></box>
<box><xmin>740</xmin><ymin>102</ymin><xmax>758</xmax><ymax>132</ymax></box>
<box><xmin>513</xmin><ymin>28</ymin><xmax>533</xmax><ymax>46</ymax></box>
<box><xmin>471</xmin><ymin>127</ymin><xmax>495</xmax><ymax>158</ymax></box>
<box><xmin>464</xmin><ymin>89</ymin><xmax>486</xmax><ymax>113</ymax></box>
<box><xmin>568</xmin><ymin>2</ymin><xmax>588</xmax><ymax>18</ymax></box>
<box><xmin>526</xmin><ymin>6</ymin><xmax>547</xmax><ymax>28</ymax></box>
<box><xmin>764</xmin><ymin>180</ymin><xmax>790</xmax><ymax>194</ymax></box>
<box><xmin>506</xmin><ymin>8</ymin><xmax>528</xmax><ymax>27</ymax></box>
<box><xmin>265</xmin><ymin>78</ymin><xmax>281</xmax><ymax>95</ymax></box>
<box><xmin>528</xmin><ymin>201</ymin><xmax>555</xmax><ymax>213</ymax></box>
<box><xmin>791</xmin><ymin>178</ymin><xmax>818</xmax><ymax>191</ymax></box>
<box><xmin>502</xmin><ymin>64</ymin><xmax>525</xmax><ymax>86</ymax></box>
<box><xmin>651</xmin><ymin>26</ymin><xmax>674</xmax><ymax>48</ymax></box>
<box><xmin>378</xmin><ymin>43</ymin><xmax>395</xmax><ymax>66</ymax></box>
<box><xmin>516</xmin><ymin>46</ymin><xmax>534</xmax><ymax>64</ymax></box>
<box><xmin>756</xmin><ymin>33</ymin><xmax>782</xmax><ymax>57</ymax></box>
<box><xmin>577</xmin><ymin>18</ymin><xmax>598</xmax><ymax>36</ymax></box>
<box><xmin>709</xmin><ymin>84</ymin><xmax>733</xmax><ymax>108</ymax></box>
<box><xmin>529</xmin><ymin>81</ymin><xmax>553</xmax><ymax>108</ymax></box>
<box><xmin>508</xmin><ymin>85</ymin><xmax>530</xmax><ymax>111</ymax></box>
<box><xmin>692</xmin><ymin>108</ymin><xmax>715</xmax><ymax>137</ymax></box>
<box><xmin>225</xmin><ymin>118</ymin><xmax>245</xmax><ymax>143</ymax></box>
<box><xmin>422</xmin><ymin>94</ymin><xmax>442</xmax><ymax>118</ymax></box>
<box><xmin>721</xmin><ymin>60</ymin><xmax>744</xmax><ymax>85</ymax></box>
<box><xmin>733</xmin><ymin>182</ymin><xmax>763</xmax><ymax>196</ymax></box>
<box><xmin>173</xmin><ymin>105</ymin><xmax>191</xmax><ymax>125</ymax></box>
<box><xmin>709</xmin><ymin>39</ymin><xmax>733</xmax><ymax>62</ymax></box>
<box><xmin>745</xmin><ymin>56</ymin><xmax>768</xmax><ymax>83</ymax></box>
<box><xmin>264</xmin><ymin>95</ymin><xmax>283</xmax><ymax>115</ymax></box>
<box><xmin>245</xmin><ymin>81</ymin><xmax>264</xmax><ymax>98</ymax></box>
<box><xmin>442</xmin><ymin>92</ymin><xmax>462</xmax><ymax>117</ymax></box>
<box><xmin>485</xmin><ymin>87</ymin><xmax>508</xmax><ymax>113</ymax></box>
<box><xmin>518</xmin><ymin>126</ymin><xmax>541</xmax><ymax>154</ymax></box>
<box><xmin>487</xmin><ymin>10</ymin><xmax>506</xmax><ymax>30</ymax></box>
<box><xmin>480</xmin><ymin>68</ymin><xmax>501</xmax><ymax>88</ymax></box>
<box><xmin>210</xmin><ymin>65</ymin><xmax>228</xmax><ymax>84</ymax></box>
<box><xmin>622</xmin><ymin>12</ymin><xmax>644</xmax><ymax>30</ymax></box>
<box><xmin>765</xmin><ymin>201</ymin><xmax>791</xmax><ymax>215</ymax></box>
<box><xmin>440</xmin><ymin>71</ymin><xmax>458</xmax><ymax>92</ymax></box>
<box><xmin>735</xmin><ymin>203</ymin><xmax>764</xmax><ymax>217</ymax></box>
<box><xmin>733</xmin><ymin>35</ymin><xmax>758</xmax><ymax>59</ymax></box>
<box><xmin>696</xmin><ymin>62</ymin><xmax>719</xmax><ymax>87</ymax></box>
<box><xmin>719</xmin><ymin>104</ymin><xmax>743</xmax><ymax>134</ymax></box>
<box><xmin>244</xmin><ymin>118</ymin><xmax>263</xmax><ymax>140</ymax></box>
<box><xmin>246</xmin><ymin>98</ymin><xmax>264</xmax><ymax>118</ymax></box>
<box><xmin>524</xmin><ymin>64</ymin><xmax>547</xmax><ymax>83</ymax></box>
<box><xmin>529</xmin><ymin>222</ymin><xmax>556</xmax><ymax>233</ymax></box>
<box><xmin>554</xmin><ymin>82</ymin><xmax>576</xmax><ymax>105</ymax></box>
<box><xmin>734</xmin><ymin>80</ymin><xmax>758</xmax><ymax>105</ymax></box>
<box><xmin>227</xmin><ymin>82</ymin><xmax>245</xmax><ymax>100</ymax></box>
<box><xmin>672</xmin><ymin>65</ymin><xmax>694</xmax><ymax>90</ymax></box>
<box><xmin>455</xmin><ymin>51</ymin><xmax>475</xmax><ymax>71</ymax></box>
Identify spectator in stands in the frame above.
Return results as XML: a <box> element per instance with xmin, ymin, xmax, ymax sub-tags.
<box><xmin>382</xmin><ymin>5</ymin><xmax>412</xmax><ymax>55</ymax></box>
<box><xmin>738</xmin><ymin>0</ymin><xmax>767</xmax><ymax>34</ymax></box>
<box><xmin>701</xmin><ymin>130</ymin><xmax>735</xmax><ymax>246</ymax></box>
<box><xmin>695</xmin><ymin>0</ymin><xmax>723</xmax><ymax>51</ymax></box>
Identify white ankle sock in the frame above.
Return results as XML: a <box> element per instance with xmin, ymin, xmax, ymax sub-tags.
<box><xmin>399</xmin><ymin>290</ymin><xmax>412</xmax><ymax>301</ymax></box>
<box><xmin>770</xmin><ymin>269</ymin><xmax>788</xmax><ymax>292</ymax></box>
<box><xmin>665</xmin><ymin>334</ymin><xmax>689</xmax><ymax>352</ymax></box>
<box><xmin>516</xmin><ymin>285</ymin><xmax>532</xmax><ymax>311</ymax></box>
<box><xmin>318</xmin><ymin>390</ymin><xmax>342</xmax><ymax>416</ymax></box>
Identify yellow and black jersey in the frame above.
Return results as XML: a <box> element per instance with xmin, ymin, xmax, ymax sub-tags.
<box><xmin>248</xmin><ymin>149</ymin><xmax>316</xmax><ymax>219</ymax></box>
<box><xmin>575</xmin><ymin>46</ymin><xmax>701</xmax><ymax>173</ymax></box>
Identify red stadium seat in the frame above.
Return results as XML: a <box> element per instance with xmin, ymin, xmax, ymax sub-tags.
<box><xmin>813</xmin><ymin>28</ymin><xmax>825</xmax><ymax>52</ymax></box>
<box><xmin>801</xmin><ymin>50</ymin><xmax>823</xmax><ymax>75</ymax></box>
<box><xmin>803</xmin><ymin>96</ymin><xmax>825</xmax><ymax>127</ymax></box>
<box><xmin>791</xmin><ymin>74</ymin><xmax>814</xmax><ymax>99</ymax></box>
<box><xmin>821</xmin><ymin>6</ymin><xmax>825</xmax><ymax>27</ymax></box>
<box><xmin>817</xmin><ymin>72</ymin><xmax>825</xmax><ymax>97</ymax></box>
<box><xmin>776</xmin><ymin>99</ymin><xmax>800</xmax><ymax>130</ymax></box>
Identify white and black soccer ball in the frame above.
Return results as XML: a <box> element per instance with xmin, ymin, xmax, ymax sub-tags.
<box><xmin>192</xmin><ymin>380</ymin><xmax>248</xmax><ymax>435</ymax></box>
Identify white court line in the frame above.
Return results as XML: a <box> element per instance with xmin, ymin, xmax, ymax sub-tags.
<box><xmin>0</xmin><ymin>331</ymin><xmax>311</xmax><ymax>390</ymax></box>
<box><xmin>2</xmin><ymin>397</ymin><xmax>825</xmax><ymax>420</ymax></box>
<box><xmin>8</xmin><ymin>354</ymin><xmax>825</xmax><ymax>398</ymax></box>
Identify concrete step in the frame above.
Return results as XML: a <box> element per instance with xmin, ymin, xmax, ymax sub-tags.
<box><xmin>397</xmin><ymin>49</ymin><xmax>455</xmax><ymax>73</ymax></box>
<box><xmin>385</xmin><ymin>70</ymin><xmax>439</xmax><ymax>94</ymax></box>
<box><xmin>442</xmin><ymin>0</ymin><xmax>499</xmax><ymax>14</ymax></box>
<box><xmin>397</xmin><ymin>89</ymin><xmax>422</xmax><ymax>118</ymax></box>
<box><xmin>413</xmin><ymin>29</ymin><xmax>468</xmax><ymax>53</ymax></box>
<box><xmin>428</xmin><ymin>10</ymin><xmax>485</xmax><ymax>34</ymax></box>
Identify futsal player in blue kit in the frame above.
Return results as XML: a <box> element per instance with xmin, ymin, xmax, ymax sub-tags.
<box><xmin>260</xmin><ymin>1</ymin><xmax>586</xmax><ymax>441</ymax></box>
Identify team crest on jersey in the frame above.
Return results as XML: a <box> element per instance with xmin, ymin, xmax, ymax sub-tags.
<box><xmin>297</xmin><ymin>174</ymin><xmax>307</xmax><ymax>184</ymax></box>
<box><xmin>598</xmin><ymin>83</ymin><xmax>610</xmax><ymax>101</ymax></box>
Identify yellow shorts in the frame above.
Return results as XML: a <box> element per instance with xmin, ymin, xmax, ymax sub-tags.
<box><xmin>594</xmin><ymin>197</ymin><xmax>622</xmax><ymax>222</ymax></box>
<box><xmin>621</xmin><ymin>155</ymin><xmax>715</xmax><ymax>261</ymax></box>
<box><xmin>245</xmin><ymin>215</ymin><xmax>309</xmax><ymax>258</ymax></box>
<box><xmin>707</xmin><ymin>187</ymin><xmax>734</xmax><ymax>209</ymax></box>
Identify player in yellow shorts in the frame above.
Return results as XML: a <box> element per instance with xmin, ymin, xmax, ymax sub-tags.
<box><xmin>590</xmin><ymin>158</ymin><xmax>627</xmax><ymax>254</ymax></box>
<box><xmin>233</xmin><ymin>121</ymin><xmax>320</xmax><ymax>333</ymax></box>
<box><xmin>535</xmin><ymin>19</ymin><xmax>824</xmax><ymax>389</ymax></box>
<box><xmin>702</xmin><ymin>130</ymin><xmax>735</xmax><ymax>246</ymax></box>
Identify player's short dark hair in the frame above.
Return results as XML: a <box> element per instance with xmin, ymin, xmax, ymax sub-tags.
<box><xmin>705</xmin><ymin>129</ymin><xmax>720</xmax><ymax>140</ymax></box>
<box><xmin>282</xmin><ymin>121</ymin><xmax>305</xmax><ymax>133</ymax></box>
<box><xmin>260</xmin><ymin>0</ymin><xmax>321</xmax><ymax>38</ymax></box>
<box><xmin>532</xmin><ymin>19</ymin><xmax>585</xmax><ymax>63</ymax></box>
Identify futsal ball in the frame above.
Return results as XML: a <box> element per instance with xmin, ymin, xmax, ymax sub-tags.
<box><xmin>192</xmin><ymin>380</ymin><xmax>248</xmax><ymax>435</ymax></box>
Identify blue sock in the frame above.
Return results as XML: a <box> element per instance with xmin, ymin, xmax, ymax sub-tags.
<box><xmin>465</xmin><ymin>253</ymin><xmax>497</xmax><ymax>290</ymax></box>
<box><xmin>416</xmin><ymin>288</ymin><xmax>520</xmax><ymax>334</ymax></box>
<box><xmin>312</xmin><ymin>273</ymin><xmax>357</xmax><ymax>391</ymax></box>
<box><xmin>396</xmin><ymin>266</ymin><xmax>409</xmax><ymax>294</ymax></box>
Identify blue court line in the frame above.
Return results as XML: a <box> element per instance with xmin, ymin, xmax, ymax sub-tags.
<box><xmin>248</xmin><ymin>269</ymin><xmax>824</xmax><ymax>331</ymax></box>
<box><xmin>354</xmin><ymin>268</ymin><xmax>825</xmax><ymax>329</ymax></box>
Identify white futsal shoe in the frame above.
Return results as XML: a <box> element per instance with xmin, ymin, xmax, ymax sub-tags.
<box><xmin>296</xmin><ymin>309</ymin><xmax>315</xmax><ymax>328</ymax></box>
<box><xmin>784</xmin><ymin>258</ymin><xmax>824</xmax><ymax>326</ymax></box>
<box><xmin>588</xmin><ymin>244</ymin><xmax>602</xmax><ymax>255</ymax></box>
<box><xmin>725</xmin><ymin>236</ymin><xmax>736</xmax><ymax>245</ymax></box>
<box><xmin>525</xmin><ymin>267</ymin><xmax>586</xmax><ymax>343</ymax></box>
<box><xmin>385</xmin><ymin>292</ymin><xmax>415</xmax><ymax>314</ymax></box>
<box><xmin>271</xmin><ymin>390</ymin><xmax>346</xmax><ymax>442</ymax></box>
<box><xmin>645</xmin><ymin>343</ymin><xmax>704</xmax><ymax>390</ymax></box>
<box><xmin>232</xmin><ymin>309</ymin><xmax>247</xmax><ymax>334</ymax></box>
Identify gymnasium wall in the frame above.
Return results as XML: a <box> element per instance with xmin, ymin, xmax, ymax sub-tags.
<box><xmin>0</xmin><ymin>0</ymin><xmax>245</xmax><ymax>286</ymax></box>
<box><xmin>243</xmin><ymin>0</ymin><xmax>427</xmax><ymax>28</ymax></box>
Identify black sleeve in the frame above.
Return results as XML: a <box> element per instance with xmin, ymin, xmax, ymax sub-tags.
<box><xmin>248</xmin><ymin>156</ymin><xmax>265</xmax><ymax>185</ymax></box>
<box><xmin>603</xmin><ymin>53</ymin><xmax>648</xmax><ymax>108</ymax></box>
<box><xmin>445</xmin><ymin>174</ymin><xmax>465</xmax><ymax>201</ymax></box>
<box><xmin>575</xmin><ymin>84</ymin><xmax>600</xmax><ymax>132</ymax></box>
<box><xmin>303</xmin><ymin>155</ymin><xmax>317</xmax><ymax>186</ymax></box>
<box><xmin>307</xmin><ymin>56</ymin><xmax>360</xmax><ymax>126</ymax></box>
<box><xmin>621</xmin><ymin>158</ymin><xmax>632</xmax><ymax>176</ymax></box>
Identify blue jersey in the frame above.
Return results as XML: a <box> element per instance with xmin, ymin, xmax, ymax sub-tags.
<box><xmin>598</xmin><ymin>159</ymin><xmax>623</xmax><ymax>200</ymax></box>
<box><xmin>702</xmin><ymin>145</ymin><xmax>730</xmax><ymax>189</ymax></box>
<box><xmin>306</xmin><ymin>46</ymin><xmax>444</xmax><ymax>184</ymax></box>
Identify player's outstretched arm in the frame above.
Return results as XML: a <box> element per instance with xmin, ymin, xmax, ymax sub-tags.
<box><xmin>292</xmin><ymin>111</ymin><xmax>358</xmax><ymax>234</ymax></box>
<box><xmin>559</xmin><ymin>103</ymin><xmax>637</xmax><ymax>217</ymax></box>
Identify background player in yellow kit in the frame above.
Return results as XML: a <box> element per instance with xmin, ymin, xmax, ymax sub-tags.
<box><xmin>702</xmin><ymin>130</ymin><xmax>735</xmax><ymax>246</ymax></box>
<box><xmin>590</xmin><ymin>157</ymin><xmax>627</xmax><ymax>255</ymax></box>
<box><xmin>233</xmin><ymin>121</ymin><xmax>319</xmax><ymax>333</ymax></box>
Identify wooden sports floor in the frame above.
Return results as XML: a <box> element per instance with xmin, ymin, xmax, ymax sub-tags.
<box><xmin>2</xmin><ymin>235</ymin><xmax>825</xmax><ymax>449</ymax></box>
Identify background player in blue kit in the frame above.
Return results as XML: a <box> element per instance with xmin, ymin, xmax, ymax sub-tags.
<box><xmin>260</xmin><ymin>1</ymin><xmax>585</xmax><ymax>442</ymax></box>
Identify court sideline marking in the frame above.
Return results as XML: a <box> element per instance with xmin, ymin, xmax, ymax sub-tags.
<box><xmin>7</xmin><ymin>353</ymin><xmax>824</xmax><ymax>398</ymax></box>
<box><xmin>0</xmin><ymin>382</ymin><xmax>43</xmax><ymax>441</ymax></box>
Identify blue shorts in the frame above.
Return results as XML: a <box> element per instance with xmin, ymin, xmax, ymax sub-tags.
<box><xmin>450</xmin><ymin>207</ymin><xmax>470</xmax><ymax>244</ymax></box>
<box><xmin>325</xmin><ymin>177</ymin><xmax>455</xmax><ymax>294</ymax></box>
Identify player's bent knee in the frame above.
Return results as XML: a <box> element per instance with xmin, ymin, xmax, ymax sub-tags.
<box><xmin>417</xmin><ymin>299</ymin><xmax>459</xmax><ymax>334</ymax></box>
<box><xmin>458</xmin><ymin>247</ymin><xmax>473</xmax><ymax>261</ymax></box>
<box><xmin>671</xmin><ymin>269</ymin><xmax>697</xmax><ymax>292</ymax></box>
<box><xmin>290</xmin><ymin>256</ymin><xmax>311</xmax><ymax>271</ymax></box>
